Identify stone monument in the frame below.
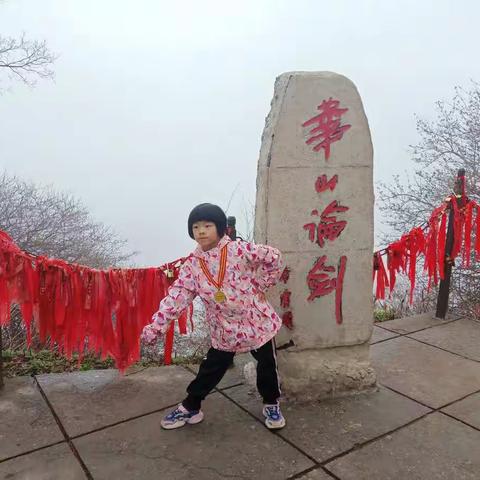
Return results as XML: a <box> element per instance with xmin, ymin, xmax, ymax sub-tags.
<box><xmin>255</xmin><ymin>72</ymin><xmax>376</xmax><ymax>401</ymax></box>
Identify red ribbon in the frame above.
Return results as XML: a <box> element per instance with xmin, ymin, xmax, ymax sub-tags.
<box><xmin>450</xmin><ymin>197</ymin><xmax>464</xmax><ymax>261</ymax></box>
<box><xmin>374</xmin><ymin>198</ymin><xmax>480</xmax><ymax>303</ymax></box>
<box><xmin>463</xmin><ymin>201</ymin><xmax>474</xmax><ymax>268</ymax></box>
<box><xmin>373</xmin><ymin>252</ymin><xmax>389</xmax><ymax>300</ymax></box>
<box><xmin>406</xmin><ymin>227</ymin><xmax>426</xmax><ymax>303</ymax></box>
<box><xmin>476</xmin><ymin>204</ymin><xmax>480</xmax><ymax>261</ymax></box>
<box><xmin>0</xmin><ymin>230</ymin><xmax>191</xmax><ymax>372</ymax></box>
<box><xmin>437</xmin><ymin>211</ymin><xmax>448</xmax><ymax>280</ymax></box>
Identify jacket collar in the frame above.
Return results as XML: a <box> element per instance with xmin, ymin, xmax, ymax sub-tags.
<box><xmin>194</xmin><ymin>235</ymin><xmax>231</xmax><ymax>259</ymax></box>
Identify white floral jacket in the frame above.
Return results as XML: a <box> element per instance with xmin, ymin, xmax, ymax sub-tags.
<box><xmin>142</xmin><ymin>235</ymin><xmax>285</xmax><ymax>352</ymax></box>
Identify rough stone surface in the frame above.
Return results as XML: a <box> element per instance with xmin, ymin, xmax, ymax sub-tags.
<box><xmin>0</xmin><ymin>443</ymin><xmax>86</xmax><ymax>480</ymax></box>
<box><xmin>0</xmin><ymin>376</ymin><xmax>63</xmax><ymax>460</ymax></box>
<box><xmin>1</xmin><ymin>315</ymin><xmax>479</xmax><ymax>480</ymax></box>
<box><xmin>276</xmin><ymin>343</ymin><xmax>376</xmax><ymax>401</ymax></box>
<box><xmin>409</xmin><ymin>318</ymin><xmax>480</xmax><ymax>361</ymax></box>
<box><xmin>35</xmin><ymin>366</ymin><xmax>195</xmax><ymax>437</ymax></box>
<box><xmin>442</xmin><ymin>391</ymin><xmax>480</xmax><ymax>429</ymax></box>
<box><xmin>379</xmin><ymin>311</ymin><xmax>459</xmax><ymax>334</ymax></box>
<box><xmin>326</xmin><ymin>413</ymin><xmax>480</xmax><ymax>479</ymax></box>
<box><xmin>371</xmin><ymin>336</ymin><xmax>480</xmax><ymax>408</ymax></box>
<box><xmin>224</xmin><ymin>384</ymin><xmax>429</xmax><ymax>462</ymax></box>
<box><xmin>274</xmin><ymin>249</ymin><xmax>374</xmax><ymax>350</ymax></box>
<box><xmin>73</xmin><ymin>392</ymin><xmax>314</xmax><ymax>479</ymax></box>
<box><xmin>297</xmin><ymin>468</ymin><xmax>334</xmax><ymax>479</ymax></box>
<box><xmin>264</xmin><ymin>167</ymin><xmax>373</xmax><ymax>253</ymax></box>
<box><xmin>370</xmin><ymin>326</ymin><xmax>399</xmax><ymax>344</ymax></box>
<box><xmin>254</xmin><ymin>71</ymin><xmax>375</xmax><ymax>401</ymax></box>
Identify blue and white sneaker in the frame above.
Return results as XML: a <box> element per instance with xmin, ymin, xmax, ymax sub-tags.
<box><xmin>263</xmin><ymin>403</ymin><xmax>286</xmax><ymax>430</ymax></box>
<box><xmin>161</xmin><ymin>404</ymin><xmax>204</xmax><ymax>430</ymax></box>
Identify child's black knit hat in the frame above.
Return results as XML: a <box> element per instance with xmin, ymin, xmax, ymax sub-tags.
<box><xmin>188</xmin><ymin>203</ymin><xmax>227</xmax><ymax>239</ymax></box>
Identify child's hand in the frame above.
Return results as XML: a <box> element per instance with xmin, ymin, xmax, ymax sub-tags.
<box><xmin>141</xmin><ymin>323</ymin><xmax>161</xmax><ymax>345</ymax></box>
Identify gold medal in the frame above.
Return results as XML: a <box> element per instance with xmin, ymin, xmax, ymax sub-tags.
<box><xmin>199</xmin><ymin>244</ymin><xmax>229</xmax><ymax>304</ymax></box>
<box><xmin>214</xmin><ymin>290</ymin><xmax>227</xmax><ymax>303</ymax></box>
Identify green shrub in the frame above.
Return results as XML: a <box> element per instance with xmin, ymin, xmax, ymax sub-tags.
<box><xmin>374</xmin><ymin>307</ymin><xmax>396</xmax><ymax>322</ymax></box>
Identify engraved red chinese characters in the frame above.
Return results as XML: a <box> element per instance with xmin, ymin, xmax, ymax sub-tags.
<box><xmin>302</xmin><ymin>98</ymin><xmax>351</xmax><ymax>160</ymax></box>
<box><xmin>304</xmin><ymin>200</ymin><xmax>349</xmax><ymax>248</ymax></box>
<box><xmin>306</xmin><ymin>255</ymin><xmax>347</xmax><ymax>325</ymax></box>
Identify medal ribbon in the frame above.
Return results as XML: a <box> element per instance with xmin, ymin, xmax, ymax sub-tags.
<box><xmin>199</xmin><ymin>245</ymin><xmax>228</xmax><ymax>290</ymax></box>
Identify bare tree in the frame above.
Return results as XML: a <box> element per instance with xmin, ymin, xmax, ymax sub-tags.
<box><xmin>378</xmin><ymin>83</ymin><xmax>480</xmax><ymax>239</ymax></box>
<box><xmin>377</xmin><ymin>82</ymin><xmax>480</xmax><ymax>319</ymax></box>
<box><xmin>172</xmin><ymin>298</ymin><xmax>211</xmax><ymax>361</ymax></box>
<box><xmin>0</xmin><ymin>172</ymin><xmax>138</xmax><ymax>361</ymax></box>
<box><xmin>0</xmin><ymin>171</ymin><xmax>136</xmax><ymax>268</ymax></box>
<box><xmin>0</xmin><ymin>33</ymin><xmax>56</xmax><ymax>90</ymax></box>
<box><xmin>240</xmin><ymin>200</ymin><xmax>255</xmax><ymax>242</ymax></box>
<box><xmin>0</xmin><ymin>29</ymin><xmax>56</xmax><ymax>380</ymax></box>
<box><xmin>224</xmin><ymin>185</ymin><xmax>256</xmax><ymax>242</ymax></box>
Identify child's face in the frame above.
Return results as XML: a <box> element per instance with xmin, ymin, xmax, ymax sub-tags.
<box><xmin>192</xmin><ymin>220</ymin><xmax>221</xmax><ymax>251</ymax></box>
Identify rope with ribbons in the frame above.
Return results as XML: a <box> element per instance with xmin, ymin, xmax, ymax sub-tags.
<box><xmin>373</xmin><ymin>191</ymin><xmax>480</xmax><ymax>302</ymax></box>
<box><xmin>0</xmin><ymin>230</ymin><xmax>191</xmax><ymax>371</ymax></box>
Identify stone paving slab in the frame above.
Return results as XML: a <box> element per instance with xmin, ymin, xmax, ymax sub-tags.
<box><xmin>326</xmin><ymin>412</ymin><xmax>480</xmax><ymax>479</ymax></box>
<box><xmin>73</xmin><ymin>392</ymin><xmax>314</xmax><ymax>480</ymax></box>
<box><xmin>442</xmin><ymin>391</ymin><xmax>480</xmax><ymax>430</ymax></box>
<box><xmin>370</xmin><ymin>325</ymin><xmax>400</xmax><ymax>344</ymax></box>
<box><xmin>297</xmin><ymin>467</ymin><xmax>334</xmax><ymax>479</ymax></box>
<box><xmin>0</xmin><ymin>377</ymin><xmax>64</xmax><ymax>461</ymax></box>
<box><xmin>378</xmin><ymin>311</ymin><xmax>459</xmax><ymax>334</ymax></box>
<box><xmin>0</xmin><ymin>443</ymin><xmax>86</xmax><ymax>480</ymax></box>
<box><xmin>223</xmin><ymin>384</ymin><xmax>430</xmax><ymax>463</ymax></box>
<box><xmin>409</xmin><ymin>318</ymin><xmax>480</xmax><ymax>361</ymax></box>
<box><xmin>371</xmin><ymin>336</ymin><xmax>480</xmax><ymax>408</ymax></box>
<box><xmin>35</xmin><ymin>366</ymin><xmax>195</xmax><ymax>437</ymax></box>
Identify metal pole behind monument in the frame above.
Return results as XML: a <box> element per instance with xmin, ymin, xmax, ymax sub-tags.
<box><xmin>226</xmin><ymin>216</ymin><xmax>237</xmax><ymax>369</ymax></box>
<box><xmin>226</xmin><ymin>216</ymin><xmax>237</xmax><ymax>241</ymax></box>
<box><xmin>435</xmin><ymin>168</ymin><xmax>466</xmax><ymax>319</ymax></box>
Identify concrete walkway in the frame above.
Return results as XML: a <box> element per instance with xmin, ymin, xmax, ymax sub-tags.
<box><xmin>1</xmin><ymin>312</ymin><xmax>480</xmax><ymax>479</ymax></box>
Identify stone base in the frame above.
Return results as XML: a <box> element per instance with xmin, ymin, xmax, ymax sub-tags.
<box><xmin>276</xmin><ymin>343</ymin><xmax>377</xmax><ymax>402</ymax></box>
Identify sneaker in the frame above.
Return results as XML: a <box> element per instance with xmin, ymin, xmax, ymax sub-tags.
<box><xmin>160</xmin><ymin>404</ymin><xmax>204</xmax><ymax>430</ymax></box>
<box><xmin>262</xmin><ymin>403</ymin><xmax>286</xmax><ymax>430</ymax></box>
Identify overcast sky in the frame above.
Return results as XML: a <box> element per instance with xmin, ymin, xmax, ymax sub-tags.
<box><xmin>1</xmin><ymin>0</ymin><xmax>479</xmax><ymax>266</ymax></box>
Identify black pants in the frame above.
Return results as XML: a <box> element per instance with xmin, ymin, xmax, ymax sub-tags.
<box><xmin>182</xmin><ymin>339</ymin><xmax>281</xmax><ymax>411</ymax></box>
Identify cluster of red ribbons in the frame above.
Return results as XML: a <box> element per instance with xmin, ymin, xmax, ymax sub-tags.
<box><xmin>4</xmin><ymin>190</ymin><xmax>480</xmax><ymax>369</ymax></box>
<box><xmin>373</xmin><ymin>196</ymin><xmax>480</xmax><ymax>302</ymax></box>
<box><xmin>0</xmin><ymin>230</ymin><xmax>191</xmax><ymax>371</ymax></box>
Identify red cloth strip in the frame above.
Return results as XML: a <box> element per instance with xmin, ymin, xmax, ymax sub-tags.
<box><xmin>0</xmin><ymin>230</ymin><xmax>191</xmax><ymax>372</ymax></box>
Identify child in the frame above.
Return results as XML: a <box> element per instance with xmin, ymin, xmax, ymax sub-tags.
<box><xmin>141</xmin><ymin>203</ymin><xmax>286</xmax><ymax>430</ymax></box>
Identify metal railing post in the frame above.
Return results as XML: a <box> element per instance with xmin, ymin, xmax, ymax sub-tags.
<box><xmin>435</xmin><ymin>168</ymin><xmax>466</xmax><ymax>319</ymax></box>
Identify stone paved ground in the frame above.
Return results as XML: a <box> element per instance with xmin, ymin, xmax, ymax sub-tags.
<box><xmin>1</xmin><ymin>312</ymin><xmax>480</xmax><ymax>479</ymax></box>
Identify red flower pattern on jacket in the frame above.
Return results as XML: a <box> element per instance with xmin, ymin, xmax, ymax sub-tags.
<box><xmin>143</xmin><ymin>236</ymin><xmax>285</xmax><ymax>352</ymax></box>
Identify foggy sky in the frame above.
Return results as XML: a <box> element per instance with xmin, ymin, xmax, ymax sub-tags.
<box><xmin>1</xmin><ymin>0</ymin><xmax>479</xmax><ymax>266</ymax></box>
